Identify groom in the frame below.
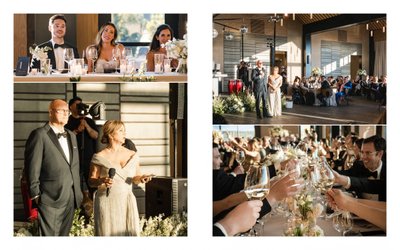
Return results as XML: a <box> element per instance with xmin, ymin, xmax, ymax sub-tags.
<box><xmin>31</xmin><ymin>14</ymin><xmax>79</xmax><ymax>70</ymax></box>
<box><xmin>25</xmin><ymin>99</ymin><xmax>83</xmax><ymax>236</ymax></box>
<box><xmin>251</xmin><ymin>60</ymin><xmax>269</xmax><ymax>119</ymax></box>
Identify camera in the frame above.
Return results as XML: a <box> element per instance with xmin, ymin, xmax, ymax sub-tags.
<box><xmin>76</xmin><ymin>102</ymin><xmax>89</xmax><ymax>116</ymax></box>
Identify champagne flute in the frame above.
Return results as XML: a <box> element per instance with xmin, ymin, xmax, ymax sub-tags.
<box><xmin>64</xmin><ymin>48</ymin><xmax>75</xmax><ymax>73</ymax></box>
<box><xmin>86</xmin><ymin>47</ymin><xmax>98</xmax><ymax>73</ymax></box>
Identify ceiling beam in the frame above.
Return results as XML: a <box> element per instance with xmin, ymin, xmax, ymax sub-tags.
<box><xmin>303</xmin><ymin>13</ymin><xmax>386</xmax><ymax>35</ymax></box>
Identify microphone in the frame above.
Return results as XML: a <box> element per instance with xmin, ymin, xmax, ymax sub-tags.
<box><xmin>106</xmin><ymin>168</ymin><xmax>116</xmax><ymax>197</ymax></box>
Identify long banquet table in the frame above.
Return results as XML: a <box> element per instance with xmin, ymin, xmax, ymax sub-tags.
<box><xmin>258</xmin><ymin>212</ymin><xmax>385</xmax><ymax>236</ymax></box>
<box><xmin>14</xmin><ymin>72</ymin><xmax>187</xmax><ymax>83</ymax></box>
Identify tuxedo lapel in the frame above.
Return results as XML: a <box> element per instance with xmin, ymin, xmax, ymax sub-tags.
<box><xmin>46</xmin><ymin>125</ymin><xmax>70</xmax><ymax>165</ymax></box>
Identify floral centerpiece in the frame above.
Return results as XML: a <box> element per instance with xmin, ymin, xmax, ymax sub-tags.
<box><xmin>213</xmin><ymin>96</ymin><xmax>226</xmax><ymax>115</ymax></box>
<box><xmin>357</xmin><ymin>69</ymin><xmax>367</xmax><ymax>76</ymax></box>
<box><xmin>165</xmin><ymin>35</ymin><xmax>188</xmax><ymax>74</ymax></box>
<box><xmin>311</xmin><ymin>67</ymin><xmax>322</xmax><ymax>77</ymax></box>
<box><xmin>29</xmin><ymin>45</ymin><xmax>52</xmax><ymax>75</ymax></box>
<box><xmin>284</xmin><ymin>193</ymin><xmax>324</xmax><ymax>236</ymax></box>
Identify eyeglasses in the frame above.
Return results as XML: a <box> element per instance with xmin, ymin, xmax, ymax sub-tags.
<box><xmin>53</xmin><ymin>109</ymin><xmax>70</xmax><ymax>115</ymax></box>
<box><xmin>361</xmin><ymin>151</ymin><xmax>378</xmax><ymax>157</ymax></box>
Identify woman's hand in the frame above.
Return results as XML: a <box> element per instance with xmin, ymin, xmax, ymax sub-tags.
<box><xmin>103</xmin><ymin>177</ymin><xmax>113</xmax><ymax>188</ymax></box>
<box><xmin>139</xmin><ymin>174</ymin><xmax>155</xmax><ymax>184</ymax></box>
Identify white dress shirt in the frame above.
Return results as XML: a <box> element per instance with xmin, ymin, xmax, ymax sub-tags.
<box><xmin>51</xmin><ymin>39</ymin><xmax>65</xmax><ymax>70</ymax></box>
<box><xmin>49</xmin><ymin>124</ymin><xmax>70</xmax><ymax>164</ymax></box>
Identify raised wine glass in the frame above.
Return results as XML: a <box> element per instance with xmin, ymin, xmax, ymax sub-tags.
<box><xmin>64</xmin><ymin>48</ymin><xmax>75</xmax><ymax>73</ymax></box>
<box><xmin>86</xmin><ymin>47</ymin><xmax>98</xmax><ymax>73</ymax></box>
<box><xmin>243</xmin><ymin>162</ymin><xmax>270</xmax><ymax>236</ymax></box>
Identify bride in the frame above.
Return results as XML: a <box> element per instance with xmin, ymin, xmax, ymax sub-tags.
<box><xmin>88</xmin><ymin>120</ymin><xmax>153</xmax><ymax>236</ymax></box>
<box><xmin>267</xmin><ymin>66</ymin><xmax>283</xmax><ymax>116</ymax></box>
<box><xmin>86</xmin><ymin>22</ymin><xmax>124</xmax><ymax>73</ymax></box>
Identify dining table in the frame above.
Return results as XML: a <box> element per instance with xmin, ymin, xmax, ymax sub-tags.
<box><xmin>257</xmin><ymin>212</ymin><xmax>385</xmax><ymax>236</ymax></box>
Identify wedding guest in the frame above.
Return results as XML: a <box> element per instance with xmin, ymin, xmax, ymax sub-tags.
<box><xmin>146</xmin><ymin>24</ymin><xmax>178</xmax><ymax>72</ymax></box>
<box><xmin>65</xmin><ymin>97</ymin><xmax>99</xmax><ymax>213</ymax></box>
<box><xmin>31</xmin><ymin>14</ymin><xmax>79</xmax><ymax>70</ymax></box>
<box><xmin>267</xmin><ymin>66</ymin><xmax>282</xmax><ymax>116</ymax></box>
<box><xmin>238</xmin><ymin>61</ymin><xmax>250</xmax><ymax>93</ymax></box>
<box><xmin>25</xmin><ymin>99</ymin><xmax>83</xmax><ymax>236</ymax></box>
<box><xmin>88</xmin><ymin>120</ymin><xmax>153</xmax><ymax>236</ymax></box>
<box><xmin>333</xmin><ymin>135</ymin><xmax>386</xmax><ymax>201</ymax></box>
<box><xmin>86</xmin><ymin>22</ymin><xmax>124</xmax><ymax>73</ymax></box>
<box><xmin>251</xmin><ymin>60</ymin><xmax>269</xmax><ymax>119</ymax></box>
<box><xmin>327</xmin><ymin>189</ymin><xmax>386</xmax><ymax>231</ymax></box>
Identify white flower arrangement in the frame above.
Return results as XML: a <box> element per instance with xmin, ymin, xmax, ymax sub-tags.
<box><xmin>69</xmin><ymin>209</ymin><xmax>94</xmax><ymax>236</ymax></box>
<box><xmin>224</xmin><ymin>94</ymin><xmax>245</xmax><ymax>114</ymax></box>
<box><xmin>284</xmin><ymin>193</ymin><xmax>324</xmax><ymax>236</ymax></box>
<box><xmin>29</xmin><ymin>45</ymin><xmax>52</xmax><ymax>61</ymax></box>
<box><xmin>140</xmin><ymin>213</ymin><xmax>187</xmax><ymax>236</ymax></box>
<box><xmin>165</xmin><ymin>36</ymin><xmax>188</xmax><ymax>60</ymax></box>
<box><xmin>357</xmin><ymin>69</ymin><xmax>367</xmax><ymax>76</ymax></box>
<box><xmin>311</xmin><ymin>67</ymin><xmax>322</xmax><ymax>76</ymax></box>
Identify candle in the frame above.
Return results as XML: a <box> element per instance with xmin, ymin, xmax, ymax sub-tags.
<box><xmin>164</xmin><ymin>64</ymin><xmax>171</xmax><ymax>73</ymax></box>
<box><xmin>155</xmin><ymin>63</ymin><xmax>162</xmax><ymax>73</ymax></box>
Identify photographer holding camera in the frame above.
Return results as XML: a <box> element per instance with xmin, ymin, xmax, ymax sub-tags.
<box><xmin>65</xmin><ymin>97</ymin><xmax>99</xmax><ymax>215</ymax></box>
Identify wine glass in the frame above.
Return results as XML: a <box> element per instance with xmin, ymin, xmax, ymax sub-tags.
<box><xmin>86</xmin><ymin>47</ymin><xmax>98</xmax><ymax>73</ymax></box>
<box><xmin>64</xmin><ymin>48</ymin><xmax>75</xmax><ymax>73</ymax></box>
<box><xmin>236</xmin><ymin>150</ymin><xmax>245</xmax><ymax>165</ymax></box>
<box><xmin>332</xmin><ymin>211</ymin><xmax>353</xmax><ymax>236</ymax></box>
<box><xmin>243</xmin><ymin>162</ymin><xmax>270</xmax><ymax>236</ymax></box>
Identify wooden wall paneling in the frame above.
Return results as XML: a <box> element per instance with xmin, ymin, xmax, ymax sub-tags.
<box><xmin>76</xmin><ymin>14</ymin><xmax>98</xmax><ymax>58</ymax></box>
<box><xmin>14</xmin><ymin>14</ymin><xmax>28</xmax><ymax>68</ymax></box>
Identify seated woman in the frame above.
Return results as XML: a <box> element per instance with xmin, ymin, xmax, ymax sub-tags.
<box><xmin>86</xmin><ymin>22</ymin><xmax>124</xmax><ymax>73</ymax></box>
<box><xmin>146</xmin><ymin>24</ymin><xmax>178</xmax><ymax>72</ymax></box>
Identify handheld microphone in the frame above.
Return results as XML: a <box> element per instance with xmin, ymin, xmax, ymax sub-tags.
<box><xmin>106</xmin><ymin>168</ymin><xmax>116</xmax><ymax>197</ymax></box>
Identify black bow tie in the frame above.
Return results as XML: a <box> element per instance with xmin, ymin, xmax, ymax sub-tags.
<box><xmin>54</xmin><ymin>44</ymin><xmax>66</xmax><ymax>49</ymax></box>
<box><xmin>369</xmin><ymin>171</ymin><xmax>378</xmax><ymax>179</ymax></box>
<box><xmin>57</xmin><ymin>132</ymin><xmax>68</xmax><ymax>139</ymax></box>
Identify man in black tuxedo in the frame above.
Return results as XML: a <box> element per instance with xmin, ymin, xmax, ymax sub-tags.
<box><xmin>31</xmin><ymin>14</ymin><xmax>79</xmax><ymax>70</ymax></box>
<box><xmin>25</xmin><ymin>99</ymin><xmax>83</xmax><ymax>236</ymax></box>
<box><xmin>334</xmin><ymin>135</ymin><xmax>386</xmax><ymax>201</ymax></box>
<box><xmin>251</xmin><ymin>60</ymin><xmax>269</xmax><ymax>119</ymax></box>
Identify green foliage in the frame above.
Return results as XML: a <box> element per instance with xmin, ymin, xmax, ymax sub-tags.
<box><xmin>69</xmin><ymin>209</ymin><xmax>94</xmax><ymax>236</ymax></box>
<box><xmin>238</xmin><ymin>92</ymin><xmax>256</xmax><ymax>112</ymax></box>
<box><xmin>224</xmin><ymin>94</ymin><xmax>245</xmax><ymax>114</ymax></box>
<box><xmin>212</xmin><ymin>96</ymin><xmax>225</xmax><ymax>115</ymax></box>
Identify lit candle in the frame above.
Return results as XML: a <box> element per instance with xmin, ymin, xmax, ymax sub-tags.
<box><xmin>383</xmin><ymin>26</ymin><xmax>386</xmax><ymax>33</ymax></box>
<box><xmin>281</xmin><ymin>19</ymin><xmax>283</xmax><ymax>26</ymax></box>
<box><xmin>366</xmin><ymin>23</ymin><xmax>369</xmax><ymax>30</ymax></box>
<box><xmin>164</xmin><ymin>64</ymin><xmax>171</xmax><ymax>73</ymax></box>
<box><xmin>293</xmin><ymin>14</ymin><xmax>295</xmax><ymax>21</ymax></box>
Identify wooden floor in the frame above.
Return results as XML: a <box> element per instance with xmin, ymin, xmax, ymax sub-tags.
<box><xmin>217</xmin><ymin>96</ymin><xmax>386</xmax><ymax>125</ymax></box>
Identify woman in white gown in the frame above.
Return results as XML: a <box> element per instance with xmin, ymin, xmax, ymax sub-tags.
<box><xmin>88</xmin><ymin>120</ymin><xmax>153</xmax><ymax>236</ymax></box>
<box><xmin>267</xmin><ymin>66</ymin><xmax>283</xmax><ymax>116</ymax></box>
<box><xmin>86</xmin><ymin>22</ymin><xmax>124</xmax><ymax>73</ymax></box>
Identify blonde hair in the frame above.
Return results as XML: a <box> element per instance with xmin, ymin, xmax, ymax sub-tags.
<box><xmin>101</xmin><ymin>120</ymin><xmax>125</xmax><ymax>144</ymax></box>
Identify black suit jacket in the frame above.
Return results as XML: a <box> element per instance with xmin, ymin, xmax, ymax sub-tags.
<box><xmin>25</xmin><ymin>123</ymin><xmax>83</xmax><ymax>208</ymax></box>
<box><xmin>31</xmin><ymin>40</ymin><xmax>79</xmax><ymax>70</ymax></box>
<box><xmin>251</xmin><ymin>67</ymin><xmax>267</xmax><ymax>94</ymax></box>
<box><xmin>340</xmin><ymin>160</ymin><xmax>386</xmax><ymax>201</ymax></box>
<box><xmin>213</xmin><ymin>167</ymin><xmax>276</xmax><ymax>222</ymax></box>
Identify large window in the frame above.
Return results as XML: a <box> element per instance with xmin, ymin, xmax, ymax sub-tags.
<box><xmin>112</xmin><ymin>14</ymin><xmax>165</xmax><ymax>43</ymax></box>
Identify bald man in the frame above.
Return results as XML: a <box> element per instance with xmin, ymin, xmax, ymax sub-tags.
<box><xmin>25</xmin><ymin>99</ymin><xmax>82</xmax><ymax>236</ymax></box>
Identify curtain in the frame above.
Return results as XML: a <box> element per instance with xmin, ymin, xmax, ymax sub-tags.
<box><xmin>374</xmin><ymin>41</ymin><xmax>386</xmax><ymax>77</ymax></box>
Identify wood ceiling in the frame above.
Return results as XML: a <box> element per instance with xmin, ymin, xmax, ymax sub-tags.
<box><xmin>213</xmin><ymin>14</ymin><xmax>386</xmax><ymax>31</ymax></box>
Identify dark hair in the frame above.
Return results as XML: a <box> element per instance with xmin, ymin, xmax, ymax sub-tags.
<box><xmin>123</xmin><ymin>138</ymin><xmax>137</xmax><ymax>152</ymax></box>
<box><xmin>213</xmin><ymin>143</ymin><xmax>219</xmax><ymax>149</ymax></box>
<box><xmin>149</xmin><ymin>24</ymin><xmax>174</xmax><ymax>51</ymax></box>
<box><xmin>94</xmin><ymin>22</ymin><xmax>119</xmax><ymax>56</ymax></box>
<box><xmin>363</xmin><ymin>135</ymin><xmax>386</xmax><ymax>152</ymax></box>
<box><xmin>49</xmin><ymin>14</ymin><xmax>67</xmax><ymax>25</ymax></box>
<box><xmin>68</xmin><ymin>96</ymin><xmax>82</xmax><ymax>108</ymax></box>
<box><xmin>354</xmin><ymin>138</ymin><xmax>364</xmax><ymax>150</ymax></box>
